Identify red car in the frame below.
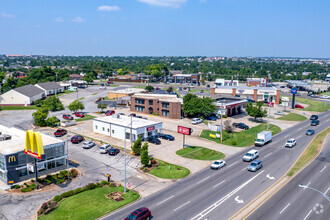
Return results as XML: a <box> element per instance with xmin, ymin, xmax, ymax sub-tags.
<box><xmin>107</xmin><ymin>81</ymin><xmax>114</xmax><ymax>84</ymax></box>
<box><xmin>71</xmin><ymin>135</ymin><xmax>84</xmax><ymax>144</ymax></box>
<box><xmin>63</xmin><ymin>114</ymin><xmax>73</xmax><ymax>120</ymax></box>
<box><xmin>105</xmin><ymin>110</ymin><xmax>115</xmax><ymax>116</ymax></box>
<box><xmin>54</xmin><ymin>129</ymin><xmax>67</xmax><ymax>137</ymax></box>
<box><xmin>75</xmin><ymin>112</ymin><xmax>85</xmax><ymax>117</ymax></box>
<box><xmin>295</xmin><ymin>104</ymin><xmax>304</xmax><ymax>109</ymax></box>
<box><xmin>125</xmin><ymin>207</ymin><xmax>151</xmax><ymax>220</ymax></box>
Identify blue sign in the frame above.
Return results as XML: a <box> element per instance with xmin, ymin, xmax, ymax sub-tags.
<box><xmin>291</xmin><ymin>88</ymin><xmax>297</xmax><ymax>94</ymax></box>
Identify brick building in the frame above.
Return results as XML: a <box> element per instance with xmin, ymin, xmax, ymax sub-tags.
<box><xmin>130</xmin><ymin>94</ymin><xmax>183</xmax><ymax>119</ymax></box>
<box><xmin>246</xmin><ymin>78</ymin><xmax>267</xmax><ymax>87</ymax></box>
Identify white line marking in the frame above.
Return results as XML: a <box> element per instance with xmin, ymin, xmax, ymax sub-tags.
<box><xmin>325</xmin><ymin>186</ymin><xmax>330</xmax><ymax>195</ymax></box>
<box><xmin>303</xmin><ymin>209</ymin><xmax>313</xmax><ymax>220</ymax></box>
<box><xmin>228</xmin><ymin>161</ymin><xmax>238</xmax><ymax>168</ymax></box>
<box><xmin>212</xmin><ymin>180</ymin><xmax>225</xmax><ymax>189</ymax></box>
<box><xmin>280</xmin><ymin>203</ymin><xmax>291</xmax><ymax>214</ymax></box>
<box><xmin>173</xmin><ymin>201</ymin><xmax>191</xmax><ymax>212</ymax></box>
<box><xmin>137</xmin><ymin>175</ymin><xmax>142</xmax><ymax>179</ymax></box>
<box><xmin>197</xmin><ymin>176</ymin><xmax>210</xmax><ymax>184</ymax></box>
<box><xmin>242</xmin><ymin>167</ymin><xmax>248</xmax><ymax>171</ymax></box>
<box><xmin>191</xmin><ymin>170</ymin><xmax>265</xmax><ymax>220</ymax></box>
<box><xmin>157</xmin><ymin>195</ymin><xmax>174</xmax><ymax>206</ymax></box>
<box><xmin>320</xmin><ymin>166</ymin><xmax>326</xmax><ymax>173</ymax></box>
<box><xmin>264</xmin><ymin>152</ymin><xmax>273</xmax><ymax>158</ymax></box>
<box><xmin>303</xmin><ymin>181</ymin><xmax>311</xmax><ymax>190</ymax></box>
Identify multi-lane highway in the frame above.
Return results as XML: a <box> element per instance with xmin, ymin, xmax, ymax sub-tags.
<box><xmin>102</xmin><ymin>110</ymin><xmax>330</xmax><ymax>220</ymax></box>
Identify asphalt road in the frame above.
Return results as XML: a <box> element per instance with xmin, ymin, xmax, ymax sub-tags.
<box><xmin>246</xmin><ymin>135</ymin><xmax>330</xmax><ymax>220</ymax></box>
<box><xmin>102</xmin><ymin>111</ymin><xmax>330</xmax><ymax>220</ymax></box>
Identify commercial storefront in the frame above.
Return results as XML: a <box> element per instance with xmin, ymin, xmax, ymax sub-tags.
<box><xmin>213</xmin><ymin>98</ymin><xmax>248</xmax><ymax>117</ymax></box>
<box><xmin>0</xmin><ymin>125</ymin><xmax>66</xmax><ymax>185</ymax></box>
<box><xmin>93</xmin><ymin>115</ymin><xmax>163</xmax><ymax>141</ymax></box>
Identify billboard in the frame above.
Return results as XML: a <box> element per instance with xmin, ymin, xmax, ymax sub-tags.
<box><xmin>178</xmin><ymin>126</ymin><xmax>192</xmax><ymax>135</ymax></box>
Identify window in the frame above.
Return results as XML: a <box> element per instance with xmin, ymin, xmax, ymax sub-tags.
<box><xmin>112</xmin><ymin>130</ymin><xmax>115</xmax><ymax>134</ymax></box>
<box><xmin>107</xmin><ymin>128</ymin><xmax>110</xmax><ymax>132</ymax></box>
<box><xmin>102</xmin><ymin>127</ymin><xmax>105</xmax><ymax>131</ymax></box>
<box><xmin>162</xmin><ymin>102</ymin><xmax>169</xmax><ymax>108</ymax></box>
<box><xmin>135</xmin><ymin>105</ymin><xmax>145</xmax><ymax>112</ymax></box>
<box><xmin>95</xmin><ymin>125</ymin><xmax>98</xmax><ymax>129</ymax></box>
<box><xmin>135</xmin><ymin>98</ymin><xmax>145</xmax><ymax>104</ymax></box>
<box><xmin>149</xmin><ymin>100</ymin><xmax>153</xmax><ymax>105</ymax></box>
<box><xmin>162</xmin><ymin>110</ymin><xmax>169</xmax><ymax>116</ymax></box>
<box><xmin>125</xmin><ymin>132</ymin><xmax>131</xmax><ymax>140</ymax></box>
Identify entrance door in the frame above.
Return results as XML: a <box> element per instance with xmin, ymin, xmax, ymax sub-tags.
<box><xmin>149</xmin><ymin>107</ymin><xmax>153</xmax><ymax>114</ymax></box>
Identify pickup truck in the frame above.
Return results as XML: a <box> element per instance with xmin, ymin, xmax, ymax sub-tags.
<box><xmin>255</xmin><ymin>131</ymin><xmax>272</xmax><ymax>147</ymax></box>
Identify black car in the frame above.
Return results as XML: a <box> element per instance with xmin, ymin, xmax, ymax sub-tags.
<box><xmin>148</xmin><ymin>137</ymin><xmax>161</xmax><ymax>145</ymax></box>
<box><xmin>108</xmin><ymin>148</ymin><xmax>120</xmax><ymax>156</ymax></box>
<box><xmin>306</xmin><ymin>129</ymin><xmax>315</xmax><ymax>136</ymax></box>
<box><xmin>310</xmin><ymin>120</ymin><xmax>319</xmax><ymax>126</ymax></box>
<box><xmin>159</xmin><ymin>134</ymin><xmax>175</xmax><ymax>141</ymax></box>
<box><xmin>310</xmin><ymin>115</ymin><xmax>318</xmax><ymax>120</ymax></box>
<box><xmin>232</xmin><ymin>122</ymin><xmax>249</xmax><ymax>130</ymax></box>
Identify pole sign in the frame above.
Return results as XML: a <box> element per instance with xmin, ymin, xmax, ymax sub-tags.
<box><xmin>127</xmin><ymin>182</ymin><xmax>131</xmax><ymax>188</ymax></box>
<box><xmin>178</xmin><ymin>126</ymin><xmax>192</xmax><ymax>135</ymax></box>
<box><xmin>291</xmin><ymin>88</ymin><xmax>297</xmax><ymax>94</ymax></box>
<box><xmin>25</xmin><ymin>130</ymin><xmax>45</xmax><ymax>160</ymax></box>
<box><xmin>267</xmin><ymin>102</ymin><xmax>274</xmax><ymax>107</ymax></box>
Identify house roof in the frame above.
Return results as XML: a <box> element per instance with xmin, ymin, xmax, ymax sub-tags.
<box><xmin>36</xmin><ymin>82</ymin><xmax>63</xmax><ymax>90</ymax></box>
<box><xmin>13</xmin><ymin>84</ymin><xmax>44</xmax><ymax>98</ymax></box>
<box><xmin>69</xmin><ymin>74</ymin><xmax>83</xmax><ymax>78</ymax></box>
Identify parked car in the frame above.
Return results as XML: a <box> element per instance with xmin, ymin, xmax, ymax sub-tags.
<box><xmin>129</xmin><ymin>113</ymin><xmax>136</xmax><ymax>117</ymax></box>
<box><xmin>206</xmin><ymin>84</ymin><xmax>210</xmax><ymax>88</ymax></box>
<box><xmin>232</xmin><ymin>123</ymin><xmax>249</xmax><ymax>130</ymax></box>
<box><xmin>310</xmin><ymin>94</ymin><xmax>318</xmax><ymax>98</ymax></box>
<box><xmin>148</xmin><ymin>137</ymin><xmax>161</xmax><ymax>145</ymax></box>
<box><xmin>322</xmin><ymin>95</ymin><xmax>329</xmax><ymax>99</ymax></box>
<box><xmin>117</xmin><ymin>113</ymin><xmax>125</xmax><ymax>116</ymax></box>
<box><xmin>108</xmin><ymin>148</ymin><xmax>120</xmax><ymax>156</ymax></box>
<box><xmin>306</xmin><ymin>129</ymin><xmax>315</xmax><ymax>136</ymax></box>
<box><xmin>155</xmin><ymin>87</ymin><xmax>160</xmax><ymax>90</ymax></box>
<box><xmin>71</xmin><ymin>135</ymin><xmax>84</xmax><ymax>144</ymax></box>
<box><xmin>210</xmin><ymin>160</ymin><xmax>226</xmax><ymax>170</ymax></box>
<box><xmin>107</xmin><ymin>81</ymin><xmax>114</xmax><ymax>84</ymax></box>
<box><xmin>295</xmin><ymin>104</ymin><xmax>304</xmax><ymax>109</ymax></box>
<box><xmin>135</xmin><ymin>116</ymin><xmax>142</xmax><ymax>118</ymax></box>
<box><xmin>99</xmin><ymin>86</ymin><xmax>106</xmax><ymax>90</ymax></box>
<box><xmin>285</xmin><ymin>138</ymin><xmax>296</xmax><ymax>148</ymax></box>
<box><xmin>100</xmin><ymin>144</ymin><xmax>112</xmax><ymax>154</ymax></box>
<box><xmin>242</xmin><ymin>149</ymin><xmax>259</xmax><ymax>162</ymax></box>
<box><xmin>159</xmin><ymin>134</ymin><xmax>175</xmax><ymax>141</ymax></box>
<box><xmin>274</xmin><ymin>111</ymin><xmax>285</xmax><ymax>116</ymax></box>
<box><xmin>310</xmin><ymin>120</ymin><xmax>319</xmax><ymax>126</ymax></box>
<box><xmin>205</xmin><ymin>115</ymin><xmax>217</xmax><ymax>121</ymax></box>
<box><xmin>75</xmin><ymin>112</ymin><xmax>85</xmax><ymax>118</ymax></box>
<box><xmin>310</xmin><ymin>115</ymin><xmax>318</xmax><ymax>120</ymax></box>
<box><xmin>191</xmin><ymin>118</ymin><xmax>203</xmax><ymax>125</ymax></box>
<box><xmin>105</xmin><ymin>110</ymin><xmax>115</xmax><ymax>116</ymax></box>
<box><xmin>62</xmin><ymin>114</ymin><xmax>74</xmax><ymax>120</ymax></box>
<box><xmin>83</xmin><ymin>141</ymin><xmax>95</xmax><ymax>149</ymax></box>
<box><xmin>125</xmin><ymin>207</ymin><xmax>151</xmax><ymax>220</ymax></box>
<box><xmin>246</xmin><ymin>99</ymin><xmax>255</xmax><ymax>103</ymax></box>
<box><xmin>54</xmin><ymin>129</ymin><xmax>67</xmax><ymax>137</ymax></box>
<box><xmin>248</xmin><ymin>160</ymin><xmax>263</xmax><ymax>172</ymax></box>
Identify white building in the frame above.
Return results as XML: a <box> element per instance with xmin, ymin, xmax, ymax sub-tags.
<box><xmin>93</xmin><ymin>115</ymin><xmax>163</xmax><ymax>142</ymax></box>
<box><xmin>35</xmin><ymin>82</ymin><xmax>64</xmax><ymax>96</ymax></box>
<box><xmin>215</xmin><ymin>78</ymin><xmax>239</xmax><ymax>87</ymax></box>
<box><xmin>0</xmin><ymin>84</ymin><xmax>45</xmax><ymax>106</ymax></box>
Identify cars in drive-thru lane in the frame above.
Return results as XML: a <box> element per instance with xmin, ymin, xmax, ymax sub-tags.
<box><xmin>63</xmin><ymin>114</ymin><xmax>74</xmax><ymax>120</ymax></box>
<box><xmin>248</xmin><ymin>160</ymin><xmax>263</xmax><ymax>172</ymax></box>
<box><xmin>148</xmin><ymin>137</ymin><xmax>161</xmax><ymax>145</ymax></box>
<box><xmin>243</xmin><ymin>149</ymin><xmax>259</xmax><ymax>162</ymax></box>
<box><xmin>75</xmin><ymin>112</ymin><xmax>85</xmax><ymax>118</ymax></box>
<box><xmin>159</xmin><ymin>134</ymin><xmax>175</xmax><ymax>141</ymax></box>
<box><xmin>191</xmin><ymin>118</ymin><xmax>203</xmax><ymax>125</ymax></box>
<box><xmin>285</xmin><ymin>138</ymin><xmax>296</xmax><ymax>148</ymax></box>
<box><xmin>232</xmin><ymin>122</ymin><xmax>249</xmax><ymax>130</ymax></box>
<box><xmin>210</xmin><ymin>160</ymin><xmax>226</xmax><ymax>170</ymax></box>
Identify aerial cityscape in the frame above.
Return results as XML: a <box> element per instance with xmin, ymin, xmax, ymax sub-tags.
<box><xmin>0</xmin><ymin>1</ymin><xmax>329</xmax><ymax>220</ymax></box>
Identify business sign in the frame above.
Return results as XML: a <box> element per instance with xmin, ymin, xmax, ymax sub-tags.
<box><xmin>267</xmin><ymin>102</ymin><xmax>274</xmax><ymax>107</ymax></box>
<box><xmin>25</xmin><ymin>130</ymin><xmax>45</xmax><ymax>160</ymax></box>
<box><xmin>209</xmin><ymin>134</ymin><xmax>216</xmax><ymax>138</ymax></box>
<box><xmin>27</xmin><ymin>162</ymin><xmax>45</xmax><ymax>172</ymax></box>
<box><xmin>5</xmin><ymin>154</ymin><xmax>18</xmax><ymax>166</ymax></box>
<box><xmin>291</xmin><ymin>88</ymin><xmax>297</xmax><ymax>94</ymax></box>
<box><xmin>147</xmin><ymin>126</ymin><xmax>155</xmax><ymax>132</ymax></box>
<box><xmin>178</xmin><ymin>126</ymin><xmax>192</xmax><ymax>135</ymax></box>
<box><xmin>238</xmin><ymin>90</ymin><xmax>245</xmax><ymax>94</ymax></box>
<box><xmin>281</xmin><ymin>96</ymin><xmax>290</xmax><ymax>102</ymax></box>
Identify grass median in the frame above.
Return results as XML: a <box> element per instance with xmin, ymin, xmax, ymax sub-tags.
<box><xmin>295</xmin><ymin>97</ymin><xmax>330</xmax><ymax>112</ymax></box>
<box><xmin>176</xmin><ymin>146</ymin><xmax>225</xmax><ymax>160</ymax></box>
<box><xmin>0</xmin><ymin>105</ymin><xmax>39</xmax><ymax>110</ymax></box>
<box><xmin>75</xmin><ymin>114</ymin><xmax>96</xmax><ymax>122</ymax></box>
<box><xmin>38</xmin><ymin>186</ymin><xmax>139</xmax><ymax>220</ymax></box>
<box><xmin>287</xmin><ymin>127</ymin><xmax>330</xmax><ymax>176</ymax></box>
<box><xmin>277</xmin><ymin>113</ymin><xmax>307</xmax><ymax>121</ymax></box>
<box><xmin>200</xmin><ymin>123</ymin><xmax>281</xmax><ymax>147</ymax></box>
<box><xmin>148</xmin><ymin>160</ymin><xmax>190</xmax><ymax>179</ymax></box>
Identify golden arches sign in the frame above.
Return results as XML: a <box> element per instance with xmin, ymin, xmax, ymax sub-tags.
<box><xmin>25</xmin><ymin>130</ymin><xmax>44</xmax><ymax>159</ymax></box>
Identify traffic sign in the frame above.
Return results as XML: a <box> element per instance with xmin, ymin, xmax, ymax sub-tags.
<box><xmin>267</xmin><ymin>102</ymin><xmax>274</xmax><ymax>107</ymax></box>
<box><xmin>127</xmin><ymin>182</ymin><xmax>131</xmax><ymax>188</ymax></box>
<box><xmin>291</xmin><ymin>88</ymin><xmax>297</xmax><ymax>94</ymax></box>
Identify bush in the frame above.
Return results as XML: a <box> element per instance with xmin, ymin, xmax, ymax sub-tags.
<box><xmin>70</xmin><ymin>168</ymin><xmax>79</xmax><ymax>177</ymax></box>
<box><xmin>31</xmin><ymin>179</ymin><xmax>35</xmax><ymax>182</ymax></box>
<box><xmin>101</xmin><ymin>180</ymin><xmax>110</xmax><ymax>186</ymax></box>
<box><xmin>53</xmin><ymin>195</ymin><xmax>62</xmax><ymax>202</ymax></box>
<box><xmin>30</xmin><ymin>183</ymin><xmax>36</xmax><ymax>190</ymax></box>
<box><xmin>152</xmin><ymin>113</ymin><xmax>159</xmax><ymax>116</ymax></box>
<box><xmin>61</xmin><ymin>190</ymin><xmax>75</xmax><ymax>198</ymax></box>
<box><xmin>87</xmin><ymin>183</ymin><xmax>97</xmax><ymax>190</ymax></box>
<box><xmin>13</xmin><ymin>184</ymin><xmax>20</xmax><ymax>189</ymax></box>
<box><xmin>21</xmin><ymin>187</ymin><xmax>32</xmax><ymax>192</ymax></box>
<box><xmin>56</xmin><ymin>180</ymin><xmax>61</xmax><ymax>185</ymax></box>
<box><xmin>230</xmin><ymin>139</ymin><xmax>238</xmax><ymax>146</ymax></box>
<box><xmin>74</xmin><ymin>187</ymin><xmax>84</xmax><ymax>194</ymax></box>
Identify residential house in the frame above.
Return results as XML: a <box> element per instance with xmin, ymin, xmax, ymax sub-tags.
<box><xmin>0</xmin><ymin>84</ymin><xmax>45</xmax><ymax>106</ymax></box>
<box><xmin>35</xmin><ymin>82</ymin><xmax>64</xmax><ymax>96</ymax></box>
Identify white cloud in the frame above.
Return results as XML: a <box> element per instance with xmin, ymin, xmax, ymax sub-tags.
<box><xmin>97</xmin><ymin>5</ymin><xmax>121</xmax><ymax>11</ymax></box>
<box><xmin>71</xmin><ymin>16</ymin><xmax>84</xmax><ymax>23</ymax></box>
<box><xmin>137</xmin><ymin>0</ymin><xmax>187</xmax><ymax>8</ymax></box>
<box><xmin>54</xmin><ymin>17</ymin><xmax>64</xmax><ymax>22</ymax></box>
<box><xmin>1</xmin><ymin>12</ymin><xmax>15</xmax><ymax>18</ymax></box>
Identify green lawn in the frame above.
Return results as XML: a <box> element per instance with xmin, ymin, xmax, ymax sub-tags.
<box><xmin>320</xmin><ymin>91</ymin><xmax>330</xmax><ymax>96</ymax></box>
<box><xmin>288</xmin><ymin>127</ymin><xmax>330</xmax><ymax>176</ymax></box>
<box><xmin>295</xmin><ymin>97</ymin><xmax>330</xmax><ymax>112</ymax></box>
<box><xmin>176</xmin><ymin>146</ymin><xmax>225</xmax><ymax>160</ymax></box>
<box><xmin>91</xmin><ymin>93</ymin><xmax>98</xmax><ymax>95</ymax></box>
<box><xmin>149</xmin><ymin>160</ymin><xmax>190</xmax><ymax>179</ymax></box>
<box><xmin>75</xmin><ymin>114</ymin><xmax>96</xmax><ymax>122</ymax></box>
<box><xmin>277</xmin><ymin>113</ymin><xmax>307</xmax><ymax>121</ymax></box>
<box><xmin>133</xmin><ymin>86</ymin><xmax>146</xmax><ymax>89</ymax></box>
<box><xmin>78</xmin><ymin>97</ymin><xmax>85</xmax><ymax>101</ymax></box>
<box><xmin>200</xmin><ymin>123</ymin><xmax>281</xmax><ymax>147</ymax></box>
<box><xmin>0</xmin><ymin>105</ymin><xmax>39</xmax><ymax>110</ymax></box>
<box><xmin>38</xmin><ymin>186</ymin><xmax>139</xmax><ymax>220</ymax></box>
<box><xmin>57</xmin><ymin>90</ymin><xmax>75</xmax><ymax>97</ymax></box>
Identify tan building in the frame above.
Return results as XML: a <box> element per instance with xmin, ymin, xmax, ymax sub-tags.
<box><xmin>107</xmin><ymin>88</ymin><xmax>146</xmax><ymax>100</ymax></box>
<box><xmin>131</xmin><ymin>94</ymin><xmax>183</xmax><ymax>119</ymax></box>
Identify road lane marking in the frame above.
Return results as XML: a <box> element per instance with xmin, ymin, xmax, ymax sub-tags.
<box><xmin>197</xmin><ymin>176</ymin><xmax>210</xmax><ymax>184</ymax></box>
<box><xmin>242</xmin><ymin>167</ymin><xmax>248</xmax><ymax>171</ymax></box>
<box><xmin>173</xmin><ymin>201</ymin><xmax>191</xmax><ymax>212</ymax></box>
<box><xmin>213</xmin><ymin>180</ymin><xmax>226</xmax><ymax>189</ymax></box>
<box><xmin>320</xmin><ymin>166</ymin><xmax>326</xmax><ymax>173</ymax></box>
<box><xmin>303</xmin><ymin>209</ymin><xmax>312</xmax><ymax>220</ymax></box>
<box><xmin>191</xmin><ymin>170</ymin><xmax>265</xmax><ymax>220</ymax></box>
<box><xmin>279</xmin><ymin>203</ymin><xmax>291</xmax><ymax>214</ymax></box>
<box><xmin>157</xmin><ymin>195</ymin><xmax>174</xmax><ymax>206</ymax></box>
<box><xmin>228</xmin><ymin>161</ymin><xmax>238</xmax><ymax>168</ymax></box>
<box><xmin>264</xmin><ymin>152</ymin><xmax>273</xmax><ymax>158</ymax></box>
<box><xmin>303</xmin><ymin>181</ymin><xmax>311</xmax><ymax>190</ymax></box>
<box><xmin>325</xmin><ymin>186</ymin><xmax>330</xmax><ymax>195</ymax></box>
<box><xmin>137</xmin><ymin>175</ymin><xmax>142</xmax><ymax>179</ymax></box>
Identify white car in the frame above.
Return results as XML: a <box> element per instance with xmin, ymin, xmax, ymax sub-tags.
<box><xmin>242</xmin><ymin>149</ymin><xmax>259</xmax><ymax>162</ymax></box>
<box><xmin>99</xmin><ymin>86</ymin><xmax>106</xmax><ymax>90</ymax></box>
<box><xmin>100</xmin><ymin>144</ymin><xmax>112</xmax><ymax>154</ymax></box>
<box><xmin>321</xmin><ymin>95</ymin><xmax>329</xmax><ymax>99</ymax></box>
<box><xmin>83</xmin><ymin>141</ymin><xmax>95</xmax><ymax>149</ymax></box>
<box><xmin>210</xmin><ymin>160</ymin><xmax>226</xmax><ymax>170</ymax></box>
<box><xmin>191</xmin><ymin>118</ymin><xmax>203</xmax><ymax>125</ymax></box>
<box><xmin>285</xmin><ymin>138</ymin><xmax>296</xmax><ymax>148</ymax></box>
<box><xmin>274</xmin><ymin>111</ymin><xmax>285</xmax><ymax>116</ymax></box>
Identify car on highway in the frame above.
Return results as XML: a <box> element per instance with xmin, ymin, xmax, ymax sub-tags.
<box><xmin>295</xmin><ymin>104</ymin><xmax>304</xmax><ymax>109</ymax></box>
<box><xmin>206</xmin><ymin>84</ymin><xmax>210</xmax><ymax>88</ymax></box>
<box><xmin>310</xmin><ymin>120</ymin><xmax>319</xmax><ymax>126</ymax></box>
<box><xmin>100</xmin><ymin>144</ymin><xmax>112</xmax><ymax>154</ymax></box>
<box><xmin>62</xmin><ymin>114</ymin><xmax>74</xmax><ymax>120</ymax></box>
<box><xmin>285</xmin><ymin>138</ymin><xmax>296</xmax><ymax>148</ymax></box>
<box><xmin>210</xmin><ymin>160</ymin><xmax>226</xmax><ymax>170</ymax></box>
<box><xmin>310</xmin><ymin>94</ymin><xmax>318</xmax><ymax>98</ymax></box>
<box><xmin>125</xmin><ymin>207</ymin><xmax>151</xmax><ymax>220</ymax></box>
<box><xmin>274</xmin><ymin>111</ymin><xmax>285</xmax><ymax>116</ymax></box>
<box><xmin>191</xmin><ymin>118</ymin><xmax>203</xmax><ymax>125</ymax></box>
<box><xmin>232</xmin><ymin>122</ymin><xmax>249</xmax><ymax>130</ymax></box>
<box><xmin>105</xmin><ymin>110</ymin><xmax>115</xmax><ymax>116</ymax></box>
<box><xmin>75</xmin><ymin>112</ymin><xmax>85</xmax><ymax>118</ymax></box>
<box><xmin>54</xmin><ymin>129</ymin><xmax>67</xmax><ymax>137</ymax></box>
<box><xmin>71</xmin><ymin>135</ymin><xmax>84</xmax><ymax>144</ymax></box>
<box><xmin>306</xmin><ymin>129</ymin><xmax>315</xmax><ymax>136</ymax></box>
<box><xmin>159</xmin><ymin>134</ymin><xmax>175</xmax><ymax>141</ymax></box>
<box><xmin>83</xmin><ymin>141</ymin><xmax>95</xmax><ymax>149</ymax></box>
<box><xmin>148</xmin><ymin>137</ymin><xmax>161</xmax><ymax>145</ymax></box>
<box><xmin>109</xmin><ymin>148</ymin><xmax>120</xmax><ymax>156</ymax></box>
<box><xmin>205</xmin><ymin>115</ymin><xmax>217</xmax><ymax>121</ymax></box>
<box><xmin>243</xmin><ymin>149</ymin><xmax>259</xmax><ymax>162</ymax></box>
<box><xmin>310</xmin><ymin>115</ymin><xmax>318</xmax><ymax>120</ymax></box>
<box><xmin>248</xmin><ymin>160</ymin><xmax>263</xmax><ymax>172</ymax></box>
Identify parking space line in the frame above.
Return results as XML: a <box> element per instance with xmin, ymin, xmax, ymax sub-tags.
<box><xmin>320</xmin><ymin>166</ymin><xmax>326</xmax><ymax>173</ymax></box>
<box><xmin>279</xmin><ymin>203</ymin><xmax>291</xmax><ymax>214</ymax></box>
<box><xmin>303</xmin><ymin>181</ymin><xmax>311</xmax><ymax>190</ymax></box>
<box><xmin>325</xmin><ymin>186</ymin><xmax>330</xmax><ymax>195</ymax></box>
<box><xmin>173</xmin><ymin>201</ymin><xmax>191</xmax><ymax>212</ymax></box>
<box><xmin>303</xmin><ymin>209</ymin><xmax>312</xmax><ymax>220</ymax></box>
<box><xmin>242</xmin><ymin>167</ymin><xmax>248</xmax><ymax>171</ymax></box>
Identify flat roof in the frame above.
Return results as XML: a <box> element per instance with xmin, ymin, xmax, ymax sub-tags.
<box><xmin>132</xmin><ymin>93</ymin><xmax>183</xmax><ymax>103</ymax></box>
<box><xmin>0</xmin><ymin>125</ymin><xmax>64</xmax><ymax>155</ymax></box>
<box><xmin>94</xmin><ymin>115</ymin><xmax>162</xmax><ymax>129</ymax></box>
<box><xmin>109</xmin><ymin>88</ymin><xmax>145</xmax><ymax>94</ymax></box>
<box><xmin>215</xmin><ymin>86</ymin><xmax>278</xmax><ymax>91</ymax></box>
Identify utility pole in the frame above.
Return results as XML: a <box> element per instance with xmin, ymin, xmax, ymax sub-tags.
<box><xmin>67</xmin><ymin>138</ymin><xmax>69</xmax><ymax>179</ymax></box>
<box><xmin>124</xmin><ymin>127</ymin><xmax>127</xmax><ymax>193</ymax></box>
<box><xmin>130</xmin><ymin>116</ymin><xmax>132</xmax><ymax>149</ymax></box>
<box><xmin>55</xmin><ymin>73</ymin><xmax>58</xmax><ymax>96</ymax></box>
<box><xmin>220</xmin><ymin>101</ymin><xmax>224</xmax><ymax>143</ymax></box>
<box><xmin>267</xmin><ymin>103</ymin><xmax>270</xmax><ymax>130</ymax></box>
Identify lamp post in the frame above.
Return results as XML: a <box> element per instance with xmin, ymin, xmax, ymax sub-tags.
<box><xmin>298</xmin><ymin>184</ymin><xmax>330</xmax><ymax>202</ymax></box>
<box><xmin>124</xmin><ymin>127</ymin><xmax>127</xmax><ymax>193</ymax></box>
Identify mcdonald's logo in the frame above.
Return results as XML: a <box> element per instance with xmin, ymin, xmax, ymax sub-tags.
<box><xmin>8</xmin><ymin>155</ymin><xmax>16</xmax><ymax>163</ymax></box>
<box><xmin>25</xmin><ymin>130</ymin><xmax>45</xmax><ymax>160</ymax></box>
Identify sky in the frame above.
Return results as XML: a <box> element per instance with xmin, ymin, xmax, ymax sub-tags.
<box><xmin>0</xmin><ymin>0</ymin><xmax>329</xmax><ymax>58</ymax></box>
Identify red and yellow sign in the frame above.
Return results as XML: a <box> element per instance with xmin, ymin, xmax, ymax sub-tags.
<box><xmin>25</xmin><ymin>130</ymin><xmax>45</xmax><ymax>159</ymax></box>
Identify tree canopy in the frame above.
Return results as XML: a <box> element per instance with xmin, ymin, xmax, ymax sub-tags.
<box><xmin>183</xmin><ymin>94</ymin><xmax>217</xmax><ymax>118</ymax></box>
<box><xmin>246</xmin><ymin>101</ymin><xmax>267</xmax><ymax>121</ymax></box>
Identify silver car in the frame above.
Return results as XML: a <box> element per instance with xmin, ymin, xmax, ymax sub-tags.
<box><xmin>100</xmin><ymin>144</ymin><xmax>112</xmax><ymax>154</ymax></box>
<box><xmin>83</xmin><ymin>141</ymin><xmax>95</xmax><ymax>149</ymax></box>
<box><xmin>248</xmin><ymin>160</ymin><xmax>263</xmax><ymax>172</ymax></box>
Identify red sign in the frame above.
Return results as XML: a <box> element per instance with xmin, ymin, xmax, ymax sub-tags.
<box><xmin>178</xmin><ymin>126</ymin><xmax>192</xmax><ymax>135</ymax></box>
<box><xmin>25</xmin><ymin>150</ymin><xmax>42</xmax><ymax>159</ymax></box>
<box><xmin>127</xmin><ymin>182</ymin><xmax>131</xmax><ymax>188</ymax></box>
<box><xmin>147</xmin><ymin>126</ymin><xmax>155</xmax><ymax>131</ymax></box>
<box><xmin>267</xmin><ymin>102</ymin><xmax>274</xmax><ymax>107</ymax></box>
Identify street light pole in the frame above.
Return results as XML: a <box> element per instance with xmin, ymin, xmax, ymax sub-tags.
<box><xmin>298</xmin><ymin>184</ymin><xmax>330</xmax><ymax>202</ymax></box>
<box><xmin>267</xmin><ymin>103</ymin><xmax>270</xmax><ymax>130</ymax></box>
<box><xmin>124</xmin><ymin>127</ymin><xmax>127</xmax><ymax>193</ymax></box>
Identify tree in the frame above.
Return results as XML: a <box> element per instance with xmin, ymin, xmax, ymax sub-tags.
<box><xmin>132</xmin><ymin>136</ymin><xmax>142</xmax><ymax>156</ymax></box>
<box><xmin>97</xmin><ymin>103</ymin><xmax>107</xmax><ymax>112</ymax></box>
<box><xmin>68</xmin><ymin>100</ymin><xmax>85</xmax><ymax>112</ymax></box>
<box><xmin>183</xmin><ymin>95</ymin><xmax>217</xmax><ymax>118</ymax></box>
<box><xmin>141</xmin><ymin>142</ymin><xmax>149</xmax><ymax>167</ymax></box>
<box><xmin>32</xmin><ymin>106</ymin><xmax>49</xmax><ymax>127</ymax></box>
<box><xmin>84</xmin><ymin>72</ymin><xmax>95</xmax><ymax>84</ymax></box>
<box><xmin>246</xmin><ymin>101</ymin><xmax>267</xmax><ymax>121</ymax></box>
<box><xmin>167</xmin><ymin>86</ymin><xmax>173</xmax><ymax>93</ymax></box>
<box><xmin>223</xmin><ymin>120</ymin><xmax>233</xmax><ymax>133</ymax></box>
<box><xmin>46</xmin><ymin>116</ymin><xmax>60</xmax><ymax>127</ymax></box>
<box><xmin>145</xmin><ymin>85</ymin><xmax>154</xmax><ymax>92</ymax></box>
<box><xmin>43</xmin><ymin>96</ymin><xmax>64</xmax><ymax>111</ymax></box>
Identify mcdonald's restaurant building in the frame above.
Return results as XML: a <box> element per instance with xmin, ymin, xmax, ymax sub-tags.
<box><xmin>0</xmin><ymin>125</ymin><xmax>67</xmax><ymax>185</ymax></box>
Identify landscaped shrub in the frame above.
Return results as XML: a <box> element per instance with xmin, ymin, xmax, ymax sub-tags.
<box><xmin>230</xmin><ymin>139</ymin><xmax>238</xmax><ymax>146</ymax></box>
<box><xmin>30</xmin><ymin>184</ymin><xmax>36</xmax><ymax>190</ymax></box>
<box><xmin>21</xmin><ymin>187</ymin><xmax>32</xmax><ymax>192</ymax></box>
<box><xmin>70</xmin><ymin>168</ymin><xmax>79</xmax><ymax>177</ymax></box>
<box><xmin>56</xmin><ymin>180</ymin><xmax>61</xmax><ymax>185</ymax></box>
<box><xmin>87</xmin><ymin>183</ymin><xmax>97</xmax><ymax>190</ymax></box>
<box><xmin>13</xmin><ymin>184</ymin><xmax>20</xmax><ymax>189</ymax></box>
<box><xmin>53</xmin><ymin>195</ymin><xmax>62</xmax><ymax>202</ymax></box>
<box><xmin>61</xmin><ymin>190</ymin><xmax>75</xmax><ymax>198</ymax></box>
<box><xmin>101</xmin><ymin>180</ymin><xmax>110</xmax><ymax>186</ymax></box>
<box><xmin>74</xmin><ymin>187</ymin><xmax>84</xmax><ymax>194</ymax></box>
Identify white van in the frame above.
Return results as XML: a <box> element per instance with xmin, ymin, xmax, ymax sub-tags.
<box><xmin>242</xmin><ymin>150</ymin><xmax>259</xmax><ymax>162</ymax></box>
